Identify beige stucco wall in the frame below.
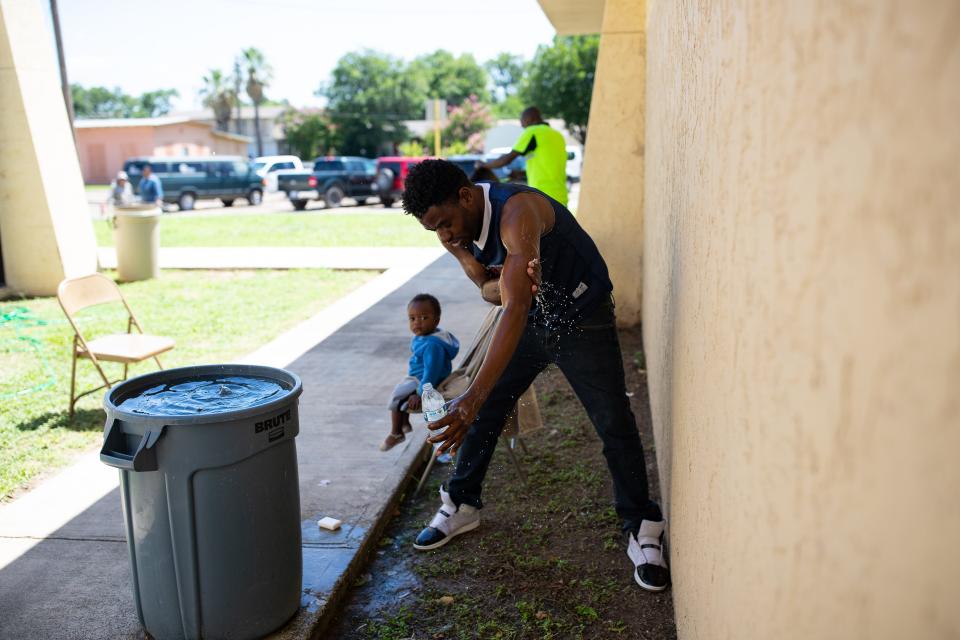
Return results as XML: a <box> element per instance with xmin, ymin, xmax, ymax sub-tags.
<box><xmin>576</xmin><ymin>0</ymin><xmax>645</xmax><ymax>326</ymax></box>
<box><xmin>644</xmin><ymin>2</ymin><xmax>960</xmax><ymax>638</ymax></box>
<box><xmin>0</xmin><ymin>0</ymin><xmax>97</xmax><ymax>295</ymax></box>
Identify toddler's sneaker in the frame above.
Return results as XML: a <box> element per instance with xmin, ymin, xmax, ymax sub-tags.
<box><xmin>413</xmin><ymin>486</ymin><xmax>480</xmax><ymax>550</ymax></box>
<box><xmin>627</xmin><ymin>519</ymin><xmax>670</xmax><ymax>591</ymax></box>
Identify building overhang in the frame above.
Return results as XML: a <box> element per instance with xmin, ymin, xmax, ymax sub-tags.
<box><xmin>536</xmin><ymin>0</ymin><xmax>604</xmax><ymax>35</ymax></box>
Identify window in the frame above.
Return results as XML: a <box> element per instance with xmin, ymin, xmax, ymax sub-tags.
<box><xmin>232</xmin><ymin>161</ymin><xmax>249</xmax><ymax>175</ymax></box>
<box><xmin>314</xmin><ymin>160</ymin><xmax>345</xmax><ymax>171</ymax></box>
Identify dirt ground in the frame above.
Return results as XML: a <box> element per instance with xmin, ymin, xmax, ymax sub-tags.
<box><xmin>327</xmin><ymin>327</ymin><xmax>677</xmax><ymax>640</ymax></box>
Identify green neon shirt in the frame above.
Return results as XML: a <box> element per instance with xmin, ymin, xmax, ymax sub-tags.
<box><xmin>512</xmin><ymin>123</ymin><xmax>568</xmax><ymax>206</ymax></box>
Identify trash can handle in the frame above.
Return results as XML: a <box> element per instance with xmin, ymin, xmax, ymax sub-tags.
<box><xmin>100</xmin><ymin>419</ymin><xmax>166</xmax><ymax>471</ymax></box>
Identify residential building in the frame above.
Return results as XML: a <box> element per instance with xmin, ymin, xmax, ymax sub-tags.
<box><xmin>75</xmin><ymin>116</ymin><xmax>250</xmax><ymax>184</ymax></box>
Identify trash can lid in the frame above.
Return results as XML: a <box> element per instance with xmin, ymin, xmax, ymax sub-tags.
<box><xmin>105</xmin><ymin>364</ymin><xmax>302</xmax><ymax>423</ymax></box>
<box><xmin>114</xmin><ymin>203</ymin><xmax>161</xmax><ymax>217</ymax></box>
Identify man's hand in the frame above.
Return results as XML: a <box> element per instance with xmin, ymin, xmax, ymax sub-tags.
<box><xmin>527</xmin><ymin>258</ymin><xmax>541</xmax><ymax>294</ymax></box>
<box><xmin>406</xmin><ymin>393</ymin><xmax>421</xmax><ymax>412</ymax></box>
<box><xmin>426</xmin><ymin>392</ymin><xmax>483</xmax><ymax>456</ymax></box>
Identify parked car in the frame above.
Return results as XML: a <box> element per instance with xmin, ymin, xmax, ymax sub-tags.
<box><xmin>447</xmin><ymin>154</ymin><xmax>487</xmax><ymax>180</ymax></box>
<box><xmin>277</xmin><ymin>156</ymin><xmax>377</xmax><ymax>210</ymax></box>
<box><xmin>123</xmin><ymin>156</ymin><xmax>263</xmax><ymax>211</ymax></box>
<box><xmin>566</xmin><ymin>145</ymin><xmax>583</xmax><ymax>184</ymax></box>
<box><xmin>483</xmin><ymin>147</ymin><xmax>527</xmax><ymax>183</ymax></box>
<box><xmin>252</xmin><ymin>155</ymin><xmax>304</xmax><ymax>192</ymax></box>
<box><xmin>374</xmin><ymin>156</ymin><xmax>429</xmax><ymax>208</ymax></box>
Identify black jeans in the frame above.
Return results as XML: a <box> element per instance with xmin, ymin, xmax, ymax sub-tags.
<box><xmin>447</xmin><ymin>297</ymin><xmax>663</xmax><ymax>531</ymax></box>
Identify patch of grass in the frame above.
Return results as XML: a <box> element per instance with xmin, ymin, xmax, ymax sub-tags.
<box><xmin>0</xmin><ymin>268</ymin><xmax>374</xmax><ymax>500</ymax></box>
<box><xmin>92</xmin><ymin>212</ymin><xmax>436</xmax><ymax>248</ymax></box>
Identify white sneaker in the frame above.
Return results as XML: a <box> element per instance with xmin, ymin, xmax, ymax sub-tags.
<box><xmin>627</xmin><ymin>519</ymin><xmax>670</xmax><ymax>591</ymax></box>
<box><xmin>413</xmin><ymin>486</ymin><xmax>480</xmax><ymax>550</ymax></box>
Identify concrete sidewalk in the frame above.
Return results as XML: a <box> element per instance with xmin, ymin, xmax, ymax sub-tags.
<box><xmin>0</xmin><ymin>254</ymin><xmax>486</xmax><ymax>639</ymax></box>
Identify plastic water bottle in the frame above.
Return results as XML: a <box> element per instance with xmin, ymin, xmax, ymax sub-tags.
<box><xmin>421</xmin><ymin>383</ymin><xmax>446</xmax><ymax>423</ymax></box>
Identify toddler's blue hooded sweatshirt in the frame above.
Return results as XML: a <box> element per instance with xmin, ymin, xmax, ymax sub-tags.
<box><xmin>408</xmin><ymin>328</ymin><xmax>460</xmax><ymax>394</ymax></box>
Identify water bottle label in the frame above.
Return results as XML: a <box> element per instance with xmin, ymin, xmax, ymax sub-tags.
<box><xmin>424</xmin><ymin>405</ymin><xmax>446</xmax><ymax>422</ymax></box>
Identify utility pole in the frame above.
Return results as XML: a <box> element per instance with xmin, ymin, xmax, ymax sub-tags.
<box><xmin>433</xmin><ymin>98</ymin><xmax>441</xmax><ymax>157</ymax></box>
<box><xmin>49</xmin><ymin>0</ymin><xmax>77</xmax><ymax>152</ymax></box>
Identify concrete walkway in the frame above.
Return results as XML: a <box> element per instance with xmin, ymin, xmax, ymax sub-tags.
<box><xmin>0</xmin><ymin>253</ymin><xmax>487</xmax><ymax>639</ymax></box>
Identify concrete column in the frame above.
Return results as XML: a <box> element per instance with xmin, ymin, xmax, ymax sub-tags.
<box><xmin>0</xmin><ymin>0</ymin><xmax>97</xmax><ymax>296</ymax></box>
<box><xmin>576</xmin><ymin>0</ymin><xmax>645</xmax><ymax>326</ymax></box>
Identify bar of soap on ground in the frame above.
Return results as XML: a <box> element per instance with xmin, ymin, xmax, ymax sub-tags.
<box><xmin>318</xmin><ymin>516</ymin><xmax>342</xmax><ymax>531</ymax></box>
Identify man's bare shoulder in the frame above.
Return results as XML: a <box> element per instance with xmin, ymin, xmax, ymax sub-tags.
<box><xmin>500</xmin><ymin>191</ymin><xmax>555</xmax><ymax>236</ymax></box>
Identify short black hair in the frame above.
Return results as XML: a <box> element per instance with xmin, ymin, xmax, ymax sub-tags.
<box><xmin>402</xmin><ymin>159</ymin><xmax>470</xmax><ymax>219</ymax></box>
<box><xmin>408</xmin><ymin>293</ymin><xmax>441</xmax><ymax>316</ymax></box>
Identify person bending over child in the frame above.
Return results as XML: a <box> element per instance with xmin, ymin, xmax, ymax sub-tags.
<box><xmin>382</xmin><ymin>294</ymin><xmax>460</xmax><ymax>451</ymax></box>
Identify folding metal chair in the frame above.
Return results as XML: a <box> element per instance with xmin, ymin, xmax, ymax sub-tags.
<box><xmin>57</xmin><ymin>273</ymin><xmax>175</xmax><ymax>417</ymax></box>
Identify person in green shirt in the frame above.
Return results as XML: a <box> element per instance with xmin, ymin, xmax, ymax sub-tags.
<box><xmin>480</xmin><ymin>106</ymin><xmax>569</xmax><ymax>206</ymax></box>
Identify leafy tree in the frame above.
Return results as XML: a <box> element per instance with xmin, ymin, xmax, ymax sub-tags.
<box><xmin>485</xmin><ymin>53</ymin><xmax>527</xmax><ymax>102</ymax></box>
<box><xmin>136</xmin><ymin>89</ymin><xmax>179</xmax><ymax>118</ymax></box>
<box><xmin>241</xmin><ymin>47</ymin><xmax>273</xmax><ymax>156</ymax></box>
<box><xmin>198</xmin><ymin>69</ymin><xmax>234</xmax><ymax>131</ymax></box>
<box><xmin>521</xmin><ymin>35</ymin><xmax>599</xmax><ymax>143</ymax></box>
<box><xmin>319</xmin><ymin>50</ymin><xmax>425</xmax><ymax>156</ymax></box>
<box><xmin>409</xmin><ymin>50</ymin><xmax>490</xmax><ymax>105</ymax></box>
<box><xmin>71</xmin><ymin>84</ymin><xmax>178</xmax><ymax>118</ymax></box>
<box><xmin>485</xmin><ymin>53</ymin><xmax>528</xmax><ymax>118</ymax></box>
<box><xmin>282</xmin><ymin>109</ymin><xmax>335</xmax><ymax>159</ymax></box>
<box><xmin>442</xmin><ymin>96</ymin><xmax>493</xmax><ymax>153</ymax></box>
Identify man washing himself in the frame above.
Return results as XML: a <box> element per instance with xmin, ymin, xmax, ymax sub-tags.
<box><xmin>402</xmin><ymin>160</ymin><xmax>670</xmax><ymax>592</ymax></box>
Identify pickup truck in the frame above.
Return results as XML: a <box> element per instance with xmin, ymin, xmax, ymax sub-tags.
<box><xmin>277</xmin><ymin>156</ymin><xmax>378</xmax><ymax>210</ymax></box>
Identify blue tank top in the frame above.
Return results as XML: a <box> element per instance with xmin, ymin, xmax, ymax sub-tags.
<box><xmin>472</xmin><ymin>182</ymin><xmax>613</xmax><ymax>328</ymax></box>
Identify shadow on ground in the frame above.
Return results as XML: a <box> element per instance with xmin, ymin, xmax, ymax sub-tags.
<box><xmin>15</xmin><ymin>407</ymin><xmax>105</xmax><ymax>433</ymax></box>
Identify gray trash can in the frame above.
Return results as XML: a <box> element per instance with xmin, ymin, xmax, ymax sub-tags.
<box><xmin>101</xmin><ymin>364</ymin><xmax>303</xmax><ymax>640</ymax></box>
<box><xmin>113</xmin><ymin>203</ymin><xmax>161</xmax><ymax>282</ymax></box>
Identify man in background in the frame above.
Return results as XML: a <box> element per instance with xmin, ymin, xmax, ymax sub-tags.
<box><xmin>138</xmin><ymin>163</ymin><xmax>164</xmax><ymax>208</ymax></box>
<box><xmin>480</xmin><ymin>106</ymin><xmax>568</xmax><ymax>206</ymax></box>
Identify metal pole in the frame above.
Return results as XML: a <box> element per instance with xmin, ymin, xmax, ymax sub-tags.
<box><xmin>49</xmin><ymin>0</ymin><xmax>77</xmax><ymax>153</ymax></box>
<box><xmin>433</xmin><ymin>97</ymin><xmax>441</xmax><ymax>157</ymax></box>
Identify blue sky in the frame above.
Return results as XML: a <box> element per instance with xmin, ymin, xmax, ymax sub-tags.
<box><xmin>54</xmin><ymin>0</ymin><xmax>557</xmax><ymax>111</ymax></box>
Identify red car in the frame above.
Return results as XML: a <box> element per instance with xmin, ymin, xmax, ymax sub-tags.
<box><xmin>374</xmin><ymin>156</ymin><xmax>430</xmax><ymax>208</ymax></box>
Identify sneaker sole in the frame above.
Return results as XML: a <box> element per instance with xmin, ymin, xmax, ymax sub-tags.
<box><xmin>633</xmin><ymin>569</ymin><xmax>669</xmax><ymax>592</ymax></box>
<box><xmin>412</xmin><ymin>519</ymin><xmax>480</xmax><ymax>551</ymax></box>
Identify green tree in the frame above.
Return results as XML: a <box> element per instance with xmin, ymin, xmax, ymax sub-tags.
<box><xmin>282</xmin><ymin>109</ymin><xmax>335</xmax><ymax>159</ymax></box>
<box><xmin>409</xmin><ymin>50</ymin><xmax>490</xmax><ymax>105</ymax></box>
<box><xmin>319</xmin><ymin>50</ymin><xmax>425</xmax><ymax>156</ymax></box>
<box><xmin>521</xmin><ymin>35</ymin><xmax>599</xmax><ymax>143</ymax></box>
<box><xmin>485</xmin><ymin>53</ymin><xmax>526</xmax><ymax>102</ymax></box>
<box><xmin>198</xmin><ymin>69</ymin><xmax>234</xmax><ymax>131</ymax></box>
<box><xmin>442</xmin><ymin>96</ymin><xmax>493</xmax><ymax>153</ymax></box>
<box><xmin>241</xmin><ymin>47</ymin><xmax>273</xmax><ymax>156</ymax></box>
<box><xmin>485</xmin><ymin>53</ymin><xmax>528</xmax><ymax>119</ymax></box>
<box><xmin>71</xmin><ymin>84</ymin><xmax>178</xmax><ymax>118</ymax></box>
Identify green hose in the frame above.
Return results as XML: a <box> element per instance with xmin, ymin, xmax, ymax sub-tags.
<box><xmin>0</xmin><ymin>306</ymin><xmax>56</xmax><ymax>399</ymax></box>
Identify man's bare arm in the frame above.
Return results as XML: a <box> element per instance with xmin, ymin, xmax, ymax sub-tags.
<box><xmin>427</xmin><ymin>196</ymin><xmax>553</xmax><ymax>454</ymax></box>
<box><xmin>482</xmin><ymin>149</ymin><xmax>520</xmax><ymax>171</ymax></box>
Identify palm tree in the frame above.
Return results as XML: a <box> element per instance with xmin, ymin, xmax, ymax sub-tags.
<box><xmin>199</xmin><ymin>69</ymin><xmax>233</xmax><ymax>131</ymax></box>
<box><xmin>241</xmin><ymin>47</ymin><xmax>273</xmax><ymax>157</ymax></box>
